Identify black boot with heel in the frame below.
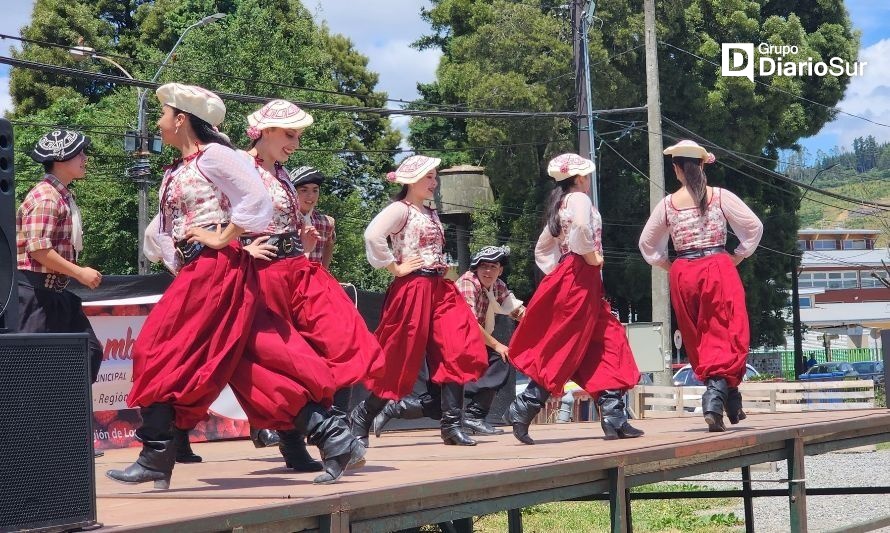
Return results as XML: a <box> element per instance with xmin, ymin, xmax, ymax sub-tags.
<box><xmin>463</xmin><ymin>389</ymin><xmax>504</xmax><ymax>435</ymax></box>
<box><xmin>106</xmin><ymin>403</ymin><xmax>178</xmax><ymax>489</ymax></box>
<box><xmin>596</xmin><ymin>390</ymin><xmax>644</xmax><ymax>440</ymax></box>
<box><xmin>502</xmin><ymin>381</ymin><xmax>550</xmax><ymax>445</ymax></box>
<box><xmin>348</xmin><ymin>393</ymin><xmax>388</xmax><ymax>447</ymax></box>
<box><xmin>173</xmin><ymin>427</ymin><xmax>202</xmax><ymax>463</ymax></box>
<box><xmin>278</xmin><ymin>429</ymin><xmax>323</xmax><ymax>472</ymax></box>
<box><xmin>702</xmin><ymin>377</ymin><xmax>730</xmax><ymax>432</ymax></box>
<box><xmin>297</xmin><ymin>403</ymin><xmax>366</xmax><ymax>484</ymax></box>
<box><xmin>727</xmin><ymin>387</ymin><xmax>746</xmax><ymax>425</ymax></box>
<box><xmin>440</xmin><ymin>383</ymin><xmax>476</xmax><ymax>446</ymax></box>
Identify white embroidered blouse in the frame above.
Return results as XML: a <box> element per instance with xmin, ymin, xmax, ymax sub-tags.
<box><xmin>364</xmin><ymin>200</ymin><xmax>447</xmax><ymax>270</ymax></box>
<box><xmin>144</xmin><ymin>143</ymin><xmax>271</xmax><ymax>271</ymax></box>
<box><xmin>638</xmin><ymin>187</ymin><xmax>763</xmax><ymax>270</ymax></box>
<box><xmin>533</xmin><ymin>192</ymin><xmax>603</xmax><ymax>275</ymax></box>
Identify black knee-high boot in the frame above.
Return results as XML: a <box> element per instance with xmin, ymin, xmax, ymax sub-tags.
<box><xmin>502</xmin><ymin>381</ymin><xmax>550</xmax><ymax>445</ymax></box>
<box><xmin>727</xmin><ymin>387</ymin><xmax>746</xmax><ymax>425</ymax></box>
<box><xmin>106</xmin><ymin>403</ymin><xmax>177</xmax><ymax>489</ymax></box>
<box><xmin>249</xmin><ymin>426</ymin><xmax>281</xmax><ymax>448</ymax></box>
<box><xmin>173</xmin><ymin>427</ymin><xmax>202</xmax><ymax>463</ymax></box>
<box><xmin>278</xmin><ymin>429</ymin><xmax>323</xmax><ymax>472</ymax></box>
<box><xmin>296</xmin><ymin>403</ymin><xmax>366</xmax><ymax>484</ymax></box>
<box><xmin>702</xmin><ymin>377</ymin><xmax>729</xmax><ymax>432</ymax></box>
<box><xmin>596</xmin><ymin>390</ymin><xmax>644</xmax><ymax>440</ymax></box>
<box><xmin>463</xmin><ymin>388</ymin><xmax>504</xmax><ymax>435</ymax></box>
<box><xmin>330</xmin><ymin>387</ymin><xmax>353</xmax><ymax>426</ymax></box>
<box><xmin>372</xmin><ymin>391</ymin><xmax>442</xmax><ymax>437</ymax></box>
<box><xmin>440</xmin><ymin>383</ymin><xmax>476</xmax><ymax>446</ymax></box>
<box><xmin>348</xmin><ymin>393</ymin><xmax>388</xmax><ymax>447</ymax></box>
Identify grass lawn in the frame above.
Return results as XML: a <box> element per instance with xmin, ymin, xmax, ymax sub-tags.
<box><xmin>419</xmin><ymin>483</ymin><xmax>743</xmax><ymax>532</ymax></box>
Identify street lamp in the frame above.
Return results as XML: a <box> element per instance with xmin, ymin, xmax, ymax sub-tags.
<box><xmin>70</xmin><ymin>12</ymin><xmax>225</xmax><ymax>274</ymax></box>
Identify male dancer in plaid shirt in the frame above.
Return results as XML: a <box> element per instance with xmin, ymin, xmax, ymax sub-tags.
<box><xmin>16</xmin><ymin>129</ymin><xmax>104</xmax><ymax>384</ymax></box>
<box><xmin>373</xmin><ymin>245</ymin><xmax>525</xmax><ymax>436</ymax></box>
<box><xmin>289</xmin><ymin>166</ymin><xmax>335</xmax><ymax>268</ymax></box>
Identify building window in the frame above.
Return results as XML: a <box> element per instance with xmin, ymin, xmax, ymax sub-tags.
<box><xmin>800</xmin><ymin>271</ymin><xmax>857</xmax><ymax>289</ymax></box>
<box><xmin>798</xmin><ymin>296</ymin><xmax>813</xmax><ymax>308</ymax></box>
<box><xmin>843</xmin><ymin>239</ymin><xmax>867</xmax><ymax>250</ymax></box>
<box><xmin>799</xmin><ymin>272</ymin><xmax>826</xmax><ymax>288</ymax></box>
<box><xmin>797</xmin><ymin>240</ymin><xmax>808</xmax><ymax>251</ymax></box>
<box><xmin>827</xmin><ymin>271</ymin><xmax>858</xmax><ymax>289</ymax></box>
<box><xmin>812</xmin><ymin>239</ymin><xmax>838</xmax><ymax>250</ymax></box>
<box><xmin>861</xmin><ymin>271</ymin><xmax>887</xmax><ymax>289</ymax></box>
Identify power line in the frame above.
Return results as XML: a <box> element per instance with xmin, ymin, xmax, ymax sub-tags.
<box><xmin>662</xmin><ymin>117</ymin><xmax>890</xmax><ymax>212</ymax></box>
<box><xmin>1</xmin><ymin>55</ymin><xmax>601</xmax><ymax>120</ymax></box>
<box><xmin>659</xmin><ymin>41</ymin><xmax>890</xmax><ymax>130</ymax></box>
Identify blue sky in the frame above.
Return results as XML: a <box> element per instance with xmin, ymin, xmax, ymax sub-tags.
<box><xmin>0</xmin><ymin>0</ymin><xmax>887</xmax><ymax>159</ymax></box>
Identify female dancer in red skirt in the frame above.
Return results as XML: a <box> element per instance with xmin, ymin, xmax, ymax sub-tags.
<box><xmin>504</xmin><ymin>153</ymin><xmax>643</xmax><ymax>444</ymax></box>
<box><xmin>238</xmin><ymin>99</ymin><xmax>382</xmax><ymax>468</ymax></box>
<box><xmin>639</xmin><ymin>140</ymin><xmax>763</xmax><ymax>432</ymax></box>
<box><xmin>349</xmin><ymin>155</ymin><xmax>489</xmax><ymax>447</ymax></box>
<box><xmin>107</xmin><ymin>85</ymin><xmax>363</xmax><ymax>488</ymax></box>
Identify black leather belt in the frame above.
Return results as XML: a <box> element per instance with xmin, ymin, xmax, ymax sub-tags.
<box><xmin>18</xmin><ymin>270</ymin><xmax>69</xmax><ymax>292</ymax></box>
<box><xmin>175</xmin><ymin>240</ymin><xmax>206</xmax><ymax>266</ymax></box>
<box><xmin>239</xmin><ymin>232</ymin><xmax>304</xmax><ymax>259</ymax></box>
<box><xmin>676</xmin><ymin>246</ymin><xmax>726</xmax><ymax>260</ymax></box>
<box><xmin>175</xmin><ymin>224</ymin><xmax>229</xmax><ymax>266</ymax></box>
<box><xmin>414</xmin><ymin>267</ymin><xmax>446</xmax><ymax>277</ymax></box>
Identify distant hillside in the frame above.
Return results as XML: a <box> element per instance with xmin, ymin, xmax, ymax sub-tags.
<box><xmin>798</xmin><ymin>169</ymin><xmax>890</xmax><ymax>246</ymax></box>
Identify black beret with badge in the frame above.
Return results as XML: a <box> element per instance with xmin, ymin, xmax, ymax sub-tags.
<box><xmin>30</xmin><ymin>129</ymin><xmax>91</xmax><ymax>163</ymax></box>
<box><xmin>288</xmin><ymin>166</ymin><xmax>326</xmax><ymax>187</ymax></box>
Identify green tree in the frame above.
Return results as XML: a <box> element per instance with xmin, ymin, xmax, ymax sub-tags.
<box><xmin>412</xmin><ymin>0</ymin><xmax>858</xmax><ymax>347</ymax></box>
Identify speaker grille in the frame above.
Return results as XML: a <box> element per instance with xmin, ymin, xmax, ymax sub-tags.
<box><xmin>0</xmin><ymin>334</ymin><xmax>96</xmax><ymax>531</ymax></box>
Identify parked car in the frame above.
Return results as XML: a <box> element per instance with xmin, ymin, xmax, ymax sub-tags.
<box><xmin>850</xmin><ymin>361</ymin><xmax>885</xmax><ymax>384</ymax></box>
<box><xmin>671</xmin><ymin>364</ymin><xmax>760</xmax><ymax>386</ymax></box>
<box><xmin>798</xmin><ymin>362</ymin><xmax>858</xmax><ymax>381</ymax></box>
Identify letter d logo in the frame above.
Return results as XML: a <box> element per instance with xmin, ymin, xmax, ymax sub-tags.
<box><xmin>721</xmin><ymin>43</ymin><xmax>754</xmax><ymax>82</ymax></box>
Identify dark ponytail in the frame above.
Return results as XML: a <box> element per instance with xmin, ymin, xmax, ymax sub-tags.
<box><xmin>171</xmin><ymin>107</ymin><xmax>233</xmax><ymax>149</ymax></box>
<box><xmin>545</xmin><ymin>178</ymin><xmax>575</xmax><ymax>237</ymax></box>
<box><xmin>393</xmin><ymin>184</ymin><xmax>409</xmax><ymax>202</ymax></box>
<box><xmin>674</xmin><ymin>156</ymin><xmax>708</xmax><ymax>214</ymax></box>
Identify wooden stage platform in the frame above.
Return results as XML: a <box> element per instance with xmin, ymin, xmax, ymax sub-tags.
<box><xmin>94</xmin><ymin>409</ymin><xmax>890</xmax><ymax>532</ymax></box>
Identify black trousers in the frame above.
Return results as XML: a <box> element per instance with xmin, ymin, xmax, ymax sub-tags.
<box><xmin>16</xmin><ymin>274</ymin><xmax>104</xmax><ymax>383</ymax></box>
<box><xmin>464</xmin><ymin>346</ymin><xmax>510</xmax><ymax>397</ymax></box>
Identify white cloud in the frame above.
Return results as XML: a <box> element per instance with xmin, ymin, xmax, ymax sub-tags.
<box><xmin>313</xmin><ymin>1</ymin><xmax>442</xmax><ymax>103</ymax></box>
<box><xmin>809</xmin><ymin>38</ymin><xmax>890</xmax><ymax>151</ymax></box>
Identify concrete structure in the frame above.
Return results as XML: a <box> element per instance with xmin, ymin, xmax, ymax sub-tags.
<box><xmin>788</xmin><ymin>228</ymin><xmax>890</xmax><ymax>353</ymax></box>
<box><xmin>434</xmin><ymin>165</ymin><xmax>495</xmax><ymax>273</ymax></box>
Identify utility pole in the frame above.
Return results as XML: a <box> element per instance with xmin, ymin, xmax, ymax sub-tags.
<box><xmin>134</xmin><ymin>96</ymin><xmax>150</xmax><ymax>275</ymax></box>
<box><xmin>572</xmin><ymin>0</ymin><xmax>598</xmax><ymax>206</ymax></box>
<box><xmin>644</xmin><ymin>0</ymin><xmax>672</xmax><ymax>385</ymax></box>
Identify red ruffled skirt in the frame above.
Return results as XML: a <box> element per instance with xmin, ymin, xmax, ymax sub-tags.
<box><xmin>509</xmin><ymin>254</ymin><xmax>639</xmax><ymax>397</ymax></box>
<box><xmin>128</xmin><ymin>244</ymin><xmax>258</xmax><ymax>430</ymax></box>
<box><xmin>253</xmin><ymin>255</ymin><xmax>379</xmax><ymax>391</ymax></box>
<box><xmin>365</xmin><ymin>274</ymin><xmax>488</xmax><ymax>400</ymax></box>
<box><xmin>670</xmin><ymin>253</ymin><xmax>749</xmax><ymax>388</ymax></box>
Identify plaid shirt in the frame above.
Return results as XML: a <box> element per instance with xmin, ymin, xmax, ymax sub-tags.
<box><xmin>16</xmin><ymin>174</ymin><xmax>77</xmax><ymax>272</ymax></box>
<box><xmin>456</xmin><ymin>271</ymin><xmax>512</xmax><ymax>328</ymax></box>
<box><xmin>303</xmin><ymin>209</ymin><xmax>335</xmax><ymax>263</ymax></box>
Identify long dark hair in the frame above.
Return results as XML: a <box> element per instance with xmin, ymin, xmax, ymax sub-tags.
<box><xmin>673</xmin><ymin>156</ymin><xmax>708</xmax><ymax>214</ymax></box>
<box><xmin>171</xmin><ymin>107</ymin><xmax>233</xmax><ymax>149</ymax></box>
<box><xmin>545</xmin><ymin>178</ymin><xmax>576</xmax><ymax>237</ymax></box>
<box><xmin>393</xmin><ymin>184</ymin><xmax>409</xmax><ymax>202</ymax></box>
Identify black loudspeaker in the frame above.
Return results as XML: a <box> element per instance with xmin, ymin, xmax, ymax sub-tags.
<box><xmin>0</xmin><ymin>118</ymin><xmax>17</xmax><ymax>333</ymax></box>
<box><xmin>0</xmin><ymin>333</ymin><xmax>98</xmax><ymax>532</ymax></box>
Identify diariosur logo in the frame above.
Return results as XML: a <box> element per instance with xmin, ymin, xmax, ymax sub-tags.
<box><xmin>721</xmin><ymin>43</ymin><xmax>866</xmax><ymax>81</ymax></box>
